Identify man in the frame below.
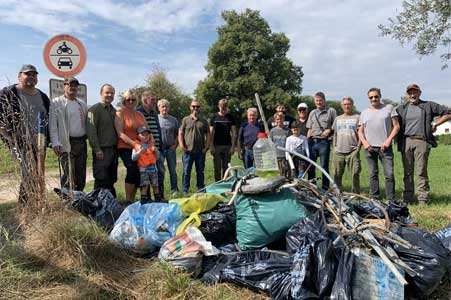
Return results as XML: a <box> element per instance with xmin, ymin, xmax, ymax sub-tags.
<box><xmin>157</xmin><ymin>98</ymin><xmax>179</xmax><ymax>195</ymax></box>
<box><xmin>395</xmin><ymin>84</ymin><xmax>451</xmax><ymax>205</ymax></box>
<box><xmin>237</xmin><ymin>108</ymin><xmax>265</xmax><ymax>168</ymax></box>
<box><xmin>267</xmin><ymin>102</ymin><xmax>296</xmax><ymax>130</ymax></box>
<box><xmin>358</xmin><ymin>87</ymin><xmax>400</xmax><ymax>201</ymax></box>
<box><xmin>49</xmin><ymin>77</ymin><xmax>88</xmax><ymax>191</ymax></box>
<box><xmin>137</xmin><ymin>92</ymin><xmax>165</xmax><ymax>198</ymax></box>
<box><xmin>0</xmin><ymin>64</ymin><xmax>50</xmax><ymax>204</ymax></box>
<box><xmin>306</xmin><ymin>92</ymin><xmax>337</xmax><ymax>190</ymax></box>
<box><xmin>178</xmin><ymin>99</ymin><xmax>210</xmax><ymax>194</ymax></box>
<box><xmin>210</xmin><ymin>99</ymin><xmax>237</xmax><ymax>181</ymax></box>
<box><xmin>332</xmin><ymin>96</ymin><xmax>361</xmax><ymax>193</ymax></box>
<box><xmin>86</xmin><ymin>84</ymin><xmax>118</xmax><ymax>197</ymax></box>
<box><xmin>296</xmin><ymin>103</ymin><xmax>309</xmax><ymax>136</ymax></box>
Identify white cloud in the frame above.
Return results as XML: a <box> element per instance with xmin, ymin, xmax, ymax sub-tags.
<box><xmin>0</xmin><ymin>0</ymin><xmax>214</xmax><ymax>37</ymax></box>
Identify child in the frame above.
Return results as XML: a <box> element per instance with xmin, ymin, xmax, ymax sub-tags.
<box><xmin>269</xmin><ymin>112</ymin><xmax>290</xmax><ymax>176</ymax></box>
<box><xmin>132</xmin><ymin>126</ymin><xmax>161</xmax><ymax>203</ymax></box>
<box><xmin>285</xmin><ymin>121</ymin><xmax>310</xmax><ymax>179</ymax></box>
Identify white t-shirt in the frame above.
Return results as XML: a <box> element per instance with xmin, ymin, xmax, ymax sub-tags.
<box><xmin>66</xmin><ymin>99</ymin><xmax>86</xmax><ymax>137</ymax></box>
<box><xmin>359</xmin><ymin>104</ymin><xmax>398</xmax><ymax>147</ymax></box>
<box><xmin>285</xmin><ymin>134</ymin><xmax>309</xmax><ymax>160</ymax></box>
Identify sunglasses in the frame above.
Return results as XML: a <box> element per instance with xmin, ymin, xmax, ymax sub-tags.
<box><xmin>191</xmin><ymin>105</ymin><xmax>201</xmax><ymax>108</ymax></box>
<box><xmin>369</xmin><ymin>96</ymin><xmax>380</xmax><ymax>99</ymax></box>
<box><xmin>125</xmin><ymin>98</ymin><xmax>137</xmax><ymax>102</ymax></box>
<box><xmin>298</xmin><ymin>108</ymin><xmax>307</xmax><ymax>111</ymax></box>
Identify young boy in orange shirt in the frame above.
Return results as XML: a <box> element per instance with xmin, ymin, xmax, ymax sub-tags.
<box><xmin>132</xmin><ymin>126</ymin><xmax>161</xmax><ymax>203</ymax></box>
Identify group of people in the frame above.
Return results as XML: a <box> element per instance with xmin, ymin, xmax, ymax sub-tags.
<box><xmin>240</xmin><ymin>89</ymin><xmax>450</xmax><ymax>205</ymax></box>
<box><xmin>0</xmin><ymin>64</ymin><xmax>450</xmax><ymax>206</ymax></box>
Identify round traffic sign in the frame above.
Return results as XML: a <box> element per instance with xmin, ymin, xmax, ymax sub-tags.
<box><xmin>43</xmin><ymin>34</ymin><xmax>87</xmax><ymax>78</ymax></box>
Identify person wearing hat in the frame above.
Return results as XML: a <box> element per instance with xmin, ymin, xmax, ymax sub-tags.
<box><xmin>395</xmin><ymin>84</ymin><xmax>451</xmax><ymax>205</ymax></box>
<box><xmin>49</xmin><ymin>77</ymin><xmax>88</xmax><ymax>191</ymax></box>
<box><xmin>296</xmin><ymin>102</ymin><xmax>309</xmax><ymax>136</ymax></box>
<box><xmin>0</xmin><ymin>64</ymin><xmax>50</xmax><ymax>204</ymax></box>
<box><xmin>132</xmin><ymin>126</ymin><xmax>161</xmax><ymax>203</ymax></box>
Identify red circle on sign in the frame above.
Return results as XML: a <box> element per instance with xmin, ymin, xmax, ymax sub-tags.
<box><xmin>43</xmin><ymin>34</ymin><xmax>87</xmax><ymax>78</ymax></box>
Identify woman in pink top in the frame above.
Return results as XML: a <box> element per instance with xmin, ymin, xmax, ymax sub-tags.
<box><xmin>114</xmin><ymin>89</ymin><xmax>146</xmax><ymax>203</ymax></box>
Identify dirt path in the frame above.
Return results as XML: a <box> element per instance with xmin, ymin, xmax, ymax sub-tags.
<box><xmin>0</xmin><ymin>168</ymin><xmax>94</xmax><ymax>204</ymax></box>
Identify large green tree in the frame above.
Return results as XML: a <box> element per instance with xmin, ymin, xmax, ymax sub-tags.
<box><xmin>130</xmin><ymin>67</ymin><xmax>191</xmax><ymax>120</ymax></box>
<box><xmin>379</xmin><ymin>0</ymin><xmax>451</xmax><ymax>69</ymax></box>
<box><xmin>195</xmin><ymin>9</ymin><xmax>303</xmax><ymax>121</ymax></box>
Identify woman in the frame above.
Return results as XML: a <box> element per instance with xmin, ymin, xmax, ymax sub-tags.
<box><xmin>114</xmin><ymin>89</ymin><xmax>146</xmax><ymax>203</ymax></box>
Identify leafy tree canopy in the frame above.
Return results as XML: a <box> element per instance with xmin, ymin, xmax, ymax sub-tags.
<box><xmin>129</xmin><ymin>66</ymin><xmax>192</xmax><ymax>120</ymax></box>
<box><xmin>379</xmin><ymin>0</ymin><xmax>451</xmax><ymax>69</ymax></box>
<box><xmin>195</xmin><ymin>9</ymin><xmax>303</xmax><ymax>122</ymax></box>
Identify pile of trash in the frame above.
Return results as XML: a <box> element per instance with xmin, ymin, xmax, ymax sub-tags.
<box><xmin>56</xmin><ymin>167</ymin><xmax>451</xmax><ymax>300</ymax></box>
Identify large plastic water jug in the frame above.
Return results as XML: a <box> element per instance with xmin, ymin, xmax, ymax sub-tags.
<box><xmin>253</xmin><ymin>132</ymin><xmax>279</xmax><ymax>177</ymax></box>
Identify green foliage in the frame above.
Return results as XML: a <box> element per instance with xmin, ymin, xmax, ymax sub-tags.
<box><xmin>196</xmin><ymin>9</ymin><xmax>303</xmax><ymax>122</ymax></box>
<box><xmin>130</xmin><ymin>66</ymin><xmax>192</xmax><ymax>120</ymax></box>
<box><xmin>379</xmin><ymin>0</ymin><xmax>451</xmax><ymax>69</ymax></box>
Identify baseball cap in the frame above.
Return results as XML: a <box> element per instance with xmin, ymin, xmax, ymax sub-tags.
<box><xmin>297</xmin><ymin>103</ymin><xmax>308</xmax><ymax>110</ymax></box>
<box><xmin>64</xmin><ymin>77</ymin><xmax>79</xmax><ymax>85</ymax></box>
<box><xmin>19</xmin><ymin>64</ymin><xmax>38</xmax><ymax>74</ymax></box>
<box><xmin>137</xmin><ymin>126</ymin><xmax>151</xmax><ymax>134</ymax></box>
<box><xmin>406</xmin><ymin>83</ymin><xmax>421</xmax><ymax>92</ymax></box>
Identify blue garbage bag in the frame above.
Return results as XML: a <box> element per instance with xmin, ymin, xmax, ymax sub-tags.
<box><xmin>109</xmin><ymin>202</ymin><xmax>185</xmax><ymax>253</ymax></box>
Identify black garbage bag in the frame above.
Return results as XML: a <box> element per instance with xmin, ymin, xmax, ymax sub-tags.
<box><xmin>434</xmin><ymin>225</ymin><xmax>451</xmax><ymax>252</ymax></box>
<box><xmin>286</xmin><ymin>212</ymin><xmax>327</xmax><ymax>255</ymax></box>
<box><xmin>330</xmin><ymin>247</ymin><xmax>354</xmax><ymax>300</ymax></box>
<box><xmin>199</xmin><ymin>203</ymin><xmax>236</xmax><ymax>247</ymax></box>
<box><xmin>54</xmin><ymin>188</ymin><xmax>123</xmax><ymax>229</ymax></box>
<box><xmin>434</xmin><ymin>225</ymin><xmax>451</xmax><ymax>272</ymax></box>
<box><xmin>201</xmin><ymin>250</ymin><xmax>293</xmax><ymax>300</ymax></box>
<box><xmin>291</xmin><ymin>237</ymin><xmax>338</xmax><ymax>299</ymax></box>
<box><xmin>391</xmin><ymin>226</ymin><xmax>450</xmax><ymax>298</ymax></box>
<box><xmin>352</xmin><ymin>201</ymin><xmax>415</xmax><ymax>225</ymax></box>
<box><xmin>288</xmin><ymin>213</ymin><xmax>340</xmax><ymax>299</ymax></box>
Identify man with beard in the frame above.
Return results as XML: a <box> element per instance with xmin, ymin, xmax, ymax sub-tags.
<box><xmin>49</xmin><ymin>77</ymin><xmax>88</xmax><ymax>191</ymax></box>
<box><xmin>178</xmin><ymin>99</ymin><xmax>210</xmax><ymax>194</ymax></box>
<box><xmin>395</xmin><ymin>84</ymin><xmax>451</xmax><ymax>205</ymax></box>
<box><xmin>0</xmin><ymin>64</ymin><xmax>50</xmax><ymax>204</ymax></box>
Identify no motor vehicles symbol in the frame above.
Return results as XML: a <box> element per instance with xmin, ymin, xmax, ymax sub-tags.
<box><xmin>43</xmin><ymin>34</ymin><xmax>87</xmax><ymax>77</ymax></box>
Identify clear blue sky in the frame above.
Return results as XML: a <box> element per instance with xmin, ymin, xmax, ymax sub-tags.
<box><xmin>0</xmin><ymin>0</ymin><xmax>450</xmax><ymax>111</ymax></box>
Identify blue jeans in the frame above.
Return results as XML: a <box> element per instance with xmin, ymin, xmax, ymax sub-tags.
<box><xmin>364</xmin><ymin>146</ymin><xmax>395</xmax><ymax>201</ymax></box>
<box><xmin>160</xmin><ymin>148</ymin><xmax>178</xmax><ymax>193</ymax></box>
<box><xmin>308</xmin><ymin>139</ymin><xmax>331</xmax><ymax>190</ymax></box>
<box><xmin>182</xmin><ymin>151</ymin><xmax>205</xmax><ymax>193</ymax></box>
<box><xmin>242</xmin><ymin>149</ymin><xmax>254</xmax><ymax>169</ymax></box>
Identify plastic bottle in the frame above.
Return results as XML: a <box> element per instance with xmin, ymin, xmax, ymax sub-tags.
<box><xmin>253</xmin><ymin>132</ymin><xmax>279</xmax><ymax>178</ymax></box>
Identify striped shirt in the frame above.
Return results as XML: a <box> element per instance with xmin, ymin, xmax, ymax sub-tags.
<box><xmin>137</xmin><ymin>106</ymin><xmax>161</xmax><ymax>150</ymax></box>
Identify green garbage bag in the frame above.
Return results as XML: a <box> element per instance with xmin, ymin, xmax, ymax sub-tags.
<box><xmin>235</xmin><ymin>188</ymin><xmax>308</xmax><ymax>250</ymax></box>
